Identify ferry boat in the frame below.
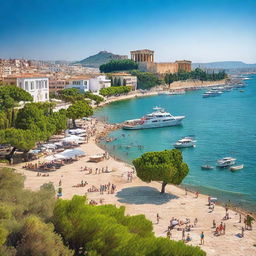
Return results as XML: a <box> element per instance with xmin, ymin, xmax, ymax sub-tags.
<box><xmin>216</xmin><ymin>157</ymin><xmax>236</xmax><ymax>167</ymax></box>
<box><xmin>123</xmin><ymin>107</ymin><xmax>185</xmax><ymax>130</ymax></box>
<box><xmin>173</xmin><ymin>137</ymin><xmax>196</xmax><ymax>148</ymax></box>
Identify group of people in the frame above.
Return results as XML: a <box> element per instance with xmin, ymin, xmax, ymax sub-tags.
<box><xmin>80</xmin><ymin>166</ymin><xmax>110</xmax><ymax>174</ymax></box>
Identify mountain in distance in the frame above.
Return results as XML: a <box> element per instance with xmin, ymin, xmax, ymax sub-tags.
<box><xmin>192</xmin><ymin>61</ymin><xmax>256</xmax><ymax>70</ymax></box>
<box><xmin>75</xmin><ymin>51</ymin><xmax>128</xmax><ymax>68</ymax></box>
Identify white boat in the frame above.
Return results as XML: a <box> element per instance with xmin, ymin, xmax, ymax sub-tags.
<box><xmin>216</xmin><ymin>157</ymin><xmax>236</xmax><ymax>167</ymax></box>
<box><xmin>123</xmin><ymin>107</ymin><xmax>185</xmax><ymax>130</ymax></box>
<box><xmin>173</xmin><ymin>137</ymin><xmax>196</xmax><ymax>148</ymax></box>
<box><xmin>230</xmin><ymin>164</ymin><xmax>244</xmax><ymax>171</ymax></box>
<box><xmin>203</xmin><ymin>90</ymin><xmax>222</xmax><ymax>98</ymax></box>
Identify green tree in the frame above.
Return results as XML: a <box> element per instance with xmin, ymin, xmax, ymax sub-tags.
<box><xmin>99</xmin><ymin>86</ymin><xmax>131</xmax><ymax>97</ymax></box>
<box><xmin>100</xmin><ymin>59</ymin><xmax>138</xmax><ymax>73</ymax></box>
<box><xmin>67</xmin><ymin>101</ymin><xmax>93</xmax><ymax>128</ymax></box>
<box><xmin>15</xmin><ymin>216</ymin><xmax>73</xmax><ymax>256</ymax></box>
<box><xmin>0</xmin><ymin>128</ymin><xmax>38</xmax><ymax>161</ymax></box>
<box><xmin>133</xmin><ymin>149</ymin><xmax>189</xmax><ymax>193</ymax></box>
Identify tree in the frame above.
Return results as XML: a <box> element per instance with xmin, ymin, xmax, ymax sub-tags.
<box><xmin>0</xmin><ymin>128</ymin><xmax>38</xmax><ymax>161</ymax></box>
<box><xmin>15</xmin><ymin>216</ymin><xmax>73</xmax><ymax>256</ymax></box>
<box><xmin>99</xmin><ymin>86</ymin><xmax>131</xmax><ymax>97</ymax></box>
<box><xmin>67</xmin><ymin>101</ymin><xmax>93</xmax><ymax>128</ymax></box>
<box><xmin>58</xmin><ymin>88</ymin><xmax>84</xmax><ymax>103</ymax></box>
<box><xmin>133</xmin><ymin>149</ymin><xmax>189</xmax><ymax>194</ymax></box>
<box><xmin>130</xmin><ymin>70</ymin><xmax>162</xmax><ymax>90</ymax></box>
<box><xmin>100</xmin><ymin>59</ymin><xmax>138</xmax><ymax>73</ymax></box>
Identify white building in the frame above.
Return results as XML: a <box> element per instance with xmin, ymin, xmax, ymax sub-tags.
<box><xmin>65</xmin><ymin>77</ymin><xmax>90</xmax><ymax>93</ymax></box>
<box><xmin>89</xmin><ymin>75</ymin><xmax>111</xmax><ymax>93</ymax></box>
<box><xmin>2</xmin><ymin>75</ymin><xmax>49</xmax><ymax>102</ymax></box>
<box><xmin>65</xmin><ymin>75</ymin><xmax>111</xmax><ymax>94</ymax></box>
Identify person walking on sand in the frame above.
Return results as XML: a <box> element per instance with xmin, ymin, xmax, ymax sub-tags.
<box><xmin>195</xmin><ymin>191</ymin><xmax>199</xmax><ymax>198</ymax></box>
<box><xmin>167</xmin><ymin>230</ymin><xmax>171</xmax><ymax>239</ymax></box>
<box><xmin>241</xmin><ymin>227</ymin><xmax>244</xmax><ymax>238</ymax></box>
<box><xmin>194</xmin><ymin>218</ymin><xmax>198</xmax><ymax>226</ymax></box>
<box><xmin>156</xmin><ymin>213</ymin><xmax>160</xmax><ymax>224</ymax></box>
<box><xmin>200</xmin><ymin>232</ymin><xmax>204</xmax><ymax>245</ymax></box>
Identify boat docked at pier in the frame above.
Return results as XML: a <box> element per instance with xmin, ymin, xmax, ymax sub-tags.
<box><xmin>216</xmin><ymin>157</ymin><xmax>236</xmax><ymax>167</ymax></box>
<box><xmin>123</xmin><ymin>107</ymin><xmax>185</xmax><ymax>130</ymax></box>
<box><xmin>173</xmin><ymin>137</ymin><xmax>196</xmax><ymax>148</ymax></box>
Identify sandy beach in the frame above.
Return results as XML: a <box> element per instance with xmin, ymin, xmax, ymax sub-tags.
<box><xmin>11</xmin><ymin>117</ymin><xmax>256</xmax><ymax>256</ymax></box>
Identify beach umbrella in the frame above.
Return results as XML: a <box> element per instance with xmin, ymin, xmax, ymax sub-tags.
<box><xmin>58</xmin><ymin>148</ymin><xmax>85</xmax><ymax>159</ymax></box>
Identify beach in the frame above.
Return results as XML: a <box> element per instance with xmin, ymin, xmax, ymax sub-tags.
<box><xmin>11</xmin><ymin>117</ymin><xmax>256</xmax><ymax>256</ymax></box>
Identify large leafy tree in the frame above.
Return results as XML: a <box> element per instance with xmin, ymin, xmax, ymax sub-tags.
<box><xmin>133</xmin><ymin>149</ymin><xmax>189</xmax><ymax>193</ymax></box>
<box><xmin>67</xmin><ymin>101</ymin><xmax>93</xmax><ymax>128</ymax></box>
<box><xmin>15</xmin><ymin>216</ymin><xmax>73</xmax><ymax>256</ymax></box>
<box><xmin>99</xmin><ymin>86</ymin><xmax>131</xmax><ymax>97</ymax></box>
<box><xmin>0</xmin><ymin>86</ymin><xmax>33</xmax><ymax>128</ymax></box>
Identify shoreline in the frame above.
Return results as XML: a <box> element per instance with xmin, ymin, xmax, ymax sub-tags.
<box><xmin>9</xmin><ymin>118</ymin><xmax>256</xmax><ymax>256</ymax></box>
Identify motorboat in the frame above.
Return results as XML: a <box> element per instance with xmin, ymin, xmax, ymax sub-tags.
<box><xmin>230</xmin><ymin>164</ymin><xmax>244</xmax><ymax>171</ymax></box>
<box><xmin>201</xmin><ymin>165</ymin><xmax>214</xmax><ymax>170</ymax></box>
<box><xmin>203</xmin><ymin>90</ymin><xmax>222</xmax><ymax>98</ymax></box>
<box><xmin>216</xmin><ymin>157</ymin><xmax>236</xmax><ymax>167</ymax></box>
<box><xmin>123</xmin><ymin>107</ymin><xmax>185</xmax><ymax>130</ymax></box>
<box><xmin>173</xmin><ymin>137</ymin><xmax>196</xmax><ymax>148</ymax></box>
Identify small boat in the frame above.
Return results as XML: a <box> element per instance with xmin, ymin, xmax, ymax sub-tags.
<box><xmin>240</xmin><ymin>90</ymin><xmax>245</xmax><ymax>92</ymax></box>
<box><xmin>230</xmin><ymin>164</ymin><xmax>244</xmax><ymax>171</ymax></box>
<box><xmin>216</xmin><ymin>157</ymin><xmax>236</xmax><ymax>167</ymax></box>
<box><xmin>174</xmin><ymin>137</ymin><xmax>196</xmax><ymax>148</ymax></box>
<box><xmin>201</xmin><ymin>165</ymin><xmax>214</xmax><ymax>170</ymax></box>
<box><xmin>203</xmin><ymin>90</ymin><xmax>222</xmax><ymax>98</ymax></box>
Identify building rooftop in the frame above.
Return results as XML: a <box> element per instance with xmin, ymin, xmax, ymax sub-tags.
<box><xmin>130</xmin><ymin>49</ymin><xmax>154</xmax><ymax>54</ymax></box>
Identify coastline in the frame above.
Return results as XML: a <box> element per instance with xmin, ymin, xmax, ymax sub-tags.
<box><xmin>5</xmin><ymin>78</ymin><xmax>256</xmax><ymax>256</ymax></box>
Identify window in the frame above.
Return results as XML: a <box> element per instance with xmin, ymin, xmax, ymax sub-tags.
<box><xmin>45</xmin><ymin>93</ymin><xmax>48</xmax><ymax>100</ymax></box>
<box><xmin>30</xmin><ymin>81</ymin><xmax>34</xmax><ymax>90</ymax></box>
<box><xmin>84</xmin><ymin>81</ymin><xmax>87</xmax><ymax>85</ymax></box>
<box><xmin>44</xmin><ymin>80</ymin><xmax>48</xmax><ymax>88</ymax></box>
<box><xmin>25</xmin><ymin>81</ymin><xmax>28</xmax><ymax>91</ymax></box>
<box><xmin>36</xmin><ymin>81</ymin><xmax>39</xmax><ymax>89</ymax></box>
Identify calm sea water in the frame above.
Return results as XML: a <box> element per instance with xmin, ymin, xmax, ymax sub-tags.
<box><xmin>95</xmin><ymin>75</ymin><xmax>256</xmax><ymax>212</ymax></box>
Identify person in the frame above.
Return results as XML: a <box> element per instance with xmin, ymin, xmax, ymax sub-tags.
<box><xmin>167</xmin><ymin>230</ymin><xmax>171</xmax><ymax>239</ymax></box>
<box><xmin>241</xmin><ymin>227</ymin><xmax>244</xmax><ymax>238</ymax></box>
<box><xmin>182</xmin><ymin>228</ymin><xmax>185</xmax><ymax>241</ymax></box>
<box><xmin>239</xmin><ymin>213</ymin><xmax>242</xmax><ymax>223</ymax></box>
<box><xmin>194</xmin><ymin>218</ymin><xmax>198</xmax><ymax>226</ymax></box>
<box><xmin>223</xmin><ymin>223</ymin><xmax>226</xmax><ymax>235</ymax></box>
<box><xmin>185</xmin><ymin>233</ymin><xmax>191</xmax><ymax>243</ymax></box>
<box><xmin>185</xmin><ymin>187</ymin><xmax>188</xmax><ymax>195</ymax></box>
<box><xmin>195</xmin><ymin>191</ymin><xmax>199</xmax><ymax>198</ymax></box>
<box><xmin>59</xmin><ymin>179</ymin><xmax>62</xmax><ymax>187</ymax></box>
<box><xmin>200</xmin><ymin>232</ymin><xmax>204</xmax><ymax>245</ymax></box>
<box><xmin>156</xmin><ymin>213</ymin><xmax>160</xmax><ymax>224</ymax></box>
<box><xmin>213</xmin><ymin>219</ymin><xmax>216</xmax><ymax>228</ymax></box>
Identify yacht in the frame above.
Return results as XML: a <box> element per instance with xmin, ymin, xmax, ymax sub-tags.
<box><xmin>173</xmin><ymin>137</ymin><xmax>196</xmax><ymax>148</ymax></box>
<box><xmin>216</xmin><ymin>157</ymin><xmax>236</xmax><ymax>167</ymax></box>
<box><xmin>123</xmin><ymin>107</ymin><xmax>185</xmax><ymax>130</ymax></box>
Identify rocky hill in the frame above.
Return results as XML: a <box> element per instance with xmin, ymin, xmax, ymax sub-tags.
<box><xmin>75</xmin><ymin>51</ymin><xmax>128</xmax><ymax>68</ymax></box>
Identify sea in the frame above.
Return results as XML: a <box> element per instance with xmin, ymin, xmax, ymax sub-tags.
<box><xmin>94</xmin><ymin>74</ymin><xmax>256</xmax><ymax>212</ymax></box>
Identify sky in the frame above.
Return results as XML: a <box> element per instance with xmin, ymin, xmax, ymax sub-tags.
<box><xmin>0</xmin><ymin>0</ymin><xmax>255</xmax><ymax>63</ymax></box>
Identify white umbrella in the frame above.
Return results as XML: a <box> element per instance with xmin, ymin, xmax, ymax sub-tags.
<box><xmin>61</xmin><ymin>135</ymin><xmax>84</xmax><ymax>143</ymax></box>
<box><xmin>58</xmin><ymin>148</ymin><xmax>85</xmax><ymax>159</ymax></box>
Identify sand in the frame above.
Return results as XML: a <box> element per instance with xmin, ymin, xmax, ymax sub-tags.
<box><xmin>12</xmin><ymin>119</ymin><xmax>256</xmax><ymax>256</ymax></box>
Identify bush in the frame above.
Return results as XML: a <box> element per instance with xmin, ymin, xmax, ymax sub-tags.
<box><xmin>100</xmin><ymin>86</ymin><xmax>131</xmax><ymax>97</ymax></box>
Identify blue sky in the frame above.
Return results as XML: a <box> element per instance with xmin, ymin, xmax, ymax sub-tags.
<box><xmin>0</xmin><ymin>0</ymin><xmax>255</xmax><ymax>63</ymax></box>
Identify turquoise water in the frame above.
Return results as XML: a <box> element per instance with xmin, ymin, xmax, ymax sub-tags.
<box><xmin>95</xmin><ymin>75</ymin><xmax>256</xmax><ymax>212</ymax></box>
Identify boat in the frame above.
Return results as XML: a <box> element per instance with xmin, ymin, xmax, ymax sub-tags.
<box><xmin>123</xmin><ymin>107</ymin><xmax>185</xmax><ymax>130</ymax></box>
<box><xmin>230</xmin><ymin>164</ymin><xmax>244</xmax><ymax>171</ymax></box>
<box><xmin>173</xmin><ymin>137</ymin><xmax>196</xmax><ymax>148</ymax></box>
<box><xmin>201</xmin><ymin>165</ymin><xmax>214</xmax><ymax>170</ymax></box>
<box><xmin>203</xmin><ymin>90</ymin><xmax>222</xmax><ymax>98</ymax></box>
<box><xmin>240</xmin><ymin>90</ymin><xmax>245</xmax><ymax>92</ymax></box>
<box><xmin>216</xmin><ymin>157</ymin><xmax>236</xmax><ymax>167</ymax></box>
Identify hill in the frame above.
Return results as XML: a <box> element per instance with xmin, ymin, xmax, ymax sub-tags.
<box><xmin>75</xmin><ymin>51</ymin><xmax>128</xmax><ymax>68</ymax></box>
<box><xmin>192</xmin><ymin>61</ymin><xmax>256</xmax><ymax>70</ymax></box>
